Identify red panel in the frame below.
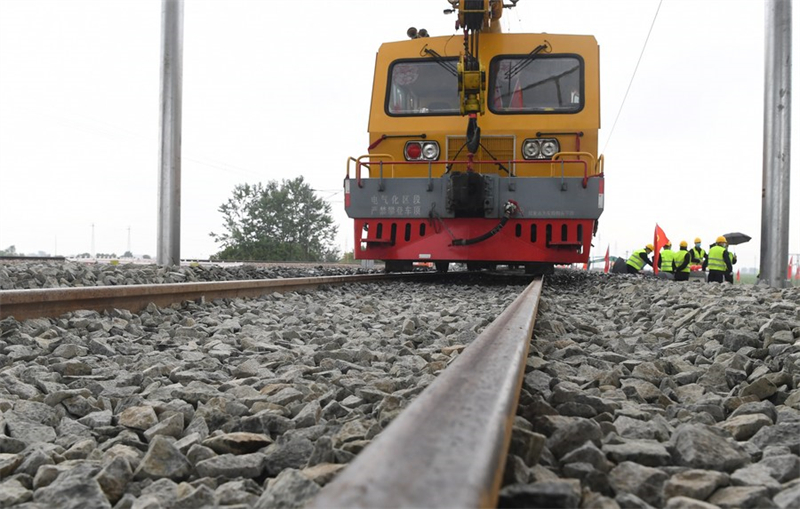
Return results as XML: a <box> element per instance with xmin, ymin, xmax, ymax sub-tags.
<box><xmin>352</xmin><ymin>218</ymin><xmax>595</xmax><ymax>264</ymax></box>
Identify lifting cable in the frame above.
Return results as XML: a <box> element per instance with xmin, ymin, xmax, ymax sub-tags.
<box><xmin>601</xmin><ymin>0</ymin><xmax>663</xmax><ymax>154</ymax></box>
<box><xmin>445</xmin><ymin>143</ymin><xmax>509</xmax><ymax>174</ymax></box>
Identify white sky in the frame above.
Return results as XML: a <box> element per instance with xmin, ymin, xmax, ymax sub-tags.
<box><xmin>0</xmin><ymin>0</ymin><xmax>798</xmax><ymax>270</ymax></box>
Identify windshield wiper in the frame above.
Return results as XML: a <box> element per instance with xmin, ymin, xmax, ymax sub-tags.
<box><xmin>505</xmin><ymin>43</ymin><xmax>550</xmax><ymax>81</ymax></box>
<box><xmin>422</xmin><ymin>46</ymin><xmax>458</xmax><ymax>77</ymax></box>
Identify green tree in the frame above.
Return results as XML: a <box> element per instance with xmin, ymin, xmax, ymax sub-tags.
<box><xmin>0</xmin><ymin>245</ymin><xmax>17</xmax><ymax>256</ymax></box>
<box><xmin>211</xmin><ymin>176</ymin><xmax>339</xmax><ymax>262</ymax></box>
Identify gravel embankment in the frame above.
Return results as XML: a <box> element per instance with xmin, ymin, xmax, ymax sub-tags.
<box><xmin>0</xmin><ymin>261</ymin><xmax>381</xmax><ymax>290</ymax></box>
<box><xmin>501</xmin><ymin>271</ymin><xmax>800</xmax><ymax>509</ymax></box>
<box><xmin>2</xmin><ymin>263</ymin><xmax>799</xmax><ymax>508</ymax></box>
<box><xmin>0</xmin><ymin>263</ymin><xmax>523</xmax><ymax>508</ymax></box>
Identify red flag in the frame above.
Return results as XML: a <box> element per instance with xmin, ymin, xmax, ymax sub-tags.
<box><xmin>736</xmin><ymin>269</ymin><xmax>740</xmax><ymax>282</ymax></box>
<box><xmin>582</xmin><ymin>262</ymin><xmax>588</xmax><ymax>271</ymax></box>
<box><xmin>789</xmin><ymin>256</ymin><xmax>794</xmax><ymax>280</ymax></box>
<box><xmin>603</xmin><ymin>246</ymin><xmax>610</xmax><ymax>274</ymax></box>
<box><xmin>511</xmin><ymin>78</ymin><xmax>523</xmax><ymax>108</ymax></box>
<box><xmin>493</xmin><ymin>83</ymin><xmax>504</xmax><ymax>109</ymax></box>
<box><xmin>653</xmin><ymin>223</ymin><xmax>670</xmax><ymax>275</ymax></box>
<box><xmin>795</xmin><ymin>264</ymin><xmax>800</xmax><ymax>280</ymax></box>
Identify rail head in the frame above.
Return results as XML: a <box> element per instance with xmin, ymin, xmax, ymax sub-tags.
<box><xmin>0</xmin><ymin>273</ymin><xmax>435</xmax><ymax>321</ymax></box>
<box><xmin>307</xmin><ymin>277</ymin><xmax>543</xmax><ymax>509</ymax></box>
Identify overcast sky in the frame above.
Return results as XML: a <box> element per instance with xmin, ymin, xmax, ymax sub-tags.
<box><xmin>0</xmin><ymin>0</ymin><xmax>797</xmax><ymax>270</ymax></box>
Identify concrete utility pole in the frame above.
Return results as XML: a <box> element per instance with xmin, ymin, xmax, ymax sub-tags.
<box><xmin>157</xmin><ymin>0</ymin><xmax>184</xmax><ymax>266</ymax></box>
<box><xmin>760</xmin><ymin>0</ymin><xmax>792</xmax><ymax>287</ymax></box>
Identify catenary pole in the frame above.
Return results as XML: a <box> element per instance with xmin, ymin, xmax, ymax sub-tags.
<box><xmin>157</xmin><ymin>0</ymin><xmax>183</xmax><ymax>266</ymax></box>
<box><xmin>760</xmin><ymin>0</ymin><xmax>792</xmax><ymax>287</ymax></box>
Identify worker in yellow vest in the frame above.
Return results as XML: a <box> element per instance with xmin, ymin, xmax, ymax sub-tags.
<box><xmin>707</xmin><ymin>236</ymin><xmax>734</xmax><ymax>283</ymax></box>
<box><xmin>611</xmin><ymin>255</ymin><xmax>628</xmax><ymax>274</ymax></box>
<box><xmin>658</xmin><ymin>242</ymin><xmax>675</xmax><ymax>279</ymax></box>
<box><xmin>690</xmin><ymin>237</ymin><xmax>707</xmax><ymax>271</ymax></box>
<box><xmin>626</xmin><ymin>244</ymin><xmax>654</xmax><ymax>274</ymax></box>
<box><xmin>673</xmin><ymin>241</ymin><xmax>692</xmax><ymax>281</ymax></box>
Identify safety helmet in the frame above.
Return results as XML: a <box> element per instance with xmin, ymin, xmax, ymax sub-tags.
<box><xmin>646</xmin><ymin>244</ymin><xmax>654</xmax><ymax>251</ymax></box>
<box><xmin>694</xmin><ymin>237</ymin><xmax>701</xmax><ymax>243</ymax></box>
<box><xmin>665</xmin><ymin>242</ymin><xmax>672</xmax><ymax>248</ymax></box>
<box><xmin>680</xmin><ymin>240</ymin><xmax>688</xmax><ymax>248</ymax></box>
<box><xmin>716</xmin><ymin>236</ymin><xmax>727</xmax><ymax>244</ymax></box>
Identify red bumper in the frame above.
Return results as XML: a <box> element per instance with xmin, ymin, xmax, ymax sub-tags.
<box><xmin>354</xmin><ymin>217</ymin><xmax>595</xmax><ymax>263</ymax></box>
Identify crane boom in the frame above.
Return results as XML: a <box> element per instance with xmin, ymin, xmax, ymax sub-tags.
<box><xmin>450</xmin><ymin>0</ymin><xmax>516</xmax><ymax>160</ymax></box>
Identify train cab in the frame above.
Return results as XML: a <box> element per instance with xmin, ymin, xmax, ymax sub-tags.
<box><xmin>344</xmin><ymin>2</ymin><xmax>604</xmax><ymax>273</ymax></box>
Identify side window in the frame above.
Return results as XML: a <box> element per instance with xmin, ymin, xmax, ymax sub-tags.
<box><xmin>387</xmin><ymin>59</ymin><xmax>460</xmax><ymax>116</ymax></box>
<box><xmin>489</xmin><ymin>55</ymin><xmax>583</xmax><ymax>113</ymax></box>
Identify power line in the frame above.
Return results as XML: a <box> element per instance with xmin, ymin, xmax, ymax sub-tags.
<box><xmin>312</xmin><ymin>189</ymin><xmax>343</xmax><ymax>200</ymax></box>
<box><xmin>601</xmin><ymin>0</ymin><xmax>663</xmax><ymax>154</ymax></box>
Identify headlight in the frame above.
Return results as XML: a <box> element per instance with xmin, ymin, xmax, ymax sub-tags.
<box><xmin>522</xmin><ymin>140</ymin><xmax>540</xmax><ymax>159</ymax></box>
<box><xmin>541</xmin><ymin>140</ymin><xmax>559</xmax><ymax>157</ymax></box>
<box><xmin>422</xmin><ymin>142</ymin><xmax>439</xmax><ymax>160</ymax></box>
<box><xmin>404</xmin><ymin>141</ymin><xmax>440</xmax><ymax>161</ymax></box>
<box><xmin>522</xmin><ymin>138</ymin><xmax>559</xmax><ymax>159</ymax></box>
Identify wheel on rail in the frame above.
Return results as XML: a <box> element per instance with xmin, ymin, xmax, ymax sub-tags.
<box><xmin>466</xmin><ymin>262</ymin><xmax>497</xmax><ymax>271</ymax></box>
<box><xmin>385</xmin><ymin>260</ymin><xmax>413</xmax><ymax>273</ymax></box>
<box><xmin>435</xmin><ymin>262</ymin><xmax>450</xmax><ymax>273</ymax></box>
<box><xmin>524</xmin><ymin>262</ymin><xmax>554</xmax><ymax>275</ymax></box>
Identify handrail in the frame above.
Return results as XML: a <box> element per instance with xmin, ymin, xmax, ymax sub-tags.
<box><xmin>346</xmin><ymin>156</ymin><xmax>603</xmax><ymax>192</ymax></box>
<box><xmin>580</xmin><ymin>153</ymin><xmax>604</xmax><ymax>188</ymax></box>
<box><xmin>345</xmin><ymin>157</ymin><xmax>358</xmax><ymax>179</ymax></box>
<box><xmin>350</xmin><ymin>154</ymin><xmax>395</xmax><ymax>188</ymax></box>
<box><xmin>553</xmin><ymin>150</ymin><xmax>596</xmax><ymax>171</ymax></box>
<box><xmin>349</xmin><ymin>157</ymin><xmax>595</xmax><ymax>185</ymax></box>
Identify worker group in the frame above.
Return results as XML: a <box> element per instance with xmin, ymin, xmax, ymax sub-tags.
<box><xmin>618</xmin><ymin>236</ymin><xmax>737</xmax><ymax>283</ymax></box>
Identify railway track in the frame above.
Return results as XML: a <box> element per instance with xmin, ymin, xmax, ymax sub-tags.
<box><xmin>1</xmin><ymin>263</ymin><xmax>797</xmax><ymax>508</ymax></box>
<box><xmin>307</xmin><ymin>277</ymin><xmax>543</xmax><ymax>508</ymax></box>
<box><xmin>0</xmin><ymin>273</ymin><xmax>431</xmax><ymax>321</ymax></box>
<box><xmin>0</xmin><ymin>264</ymin><xmax>540</xmax><ymax>507</ymax></box>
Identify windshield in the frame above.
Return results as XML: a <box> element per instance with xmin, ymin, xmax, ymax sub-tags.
<box><xmin>489</xmin><ymin>55</ymin><xmax>583</xmax><ymax>113</ymax></box>
<box><xmin>386</xmin><ymin>59</ymin><xmax>460</xmax><ymax>116</ymax></box>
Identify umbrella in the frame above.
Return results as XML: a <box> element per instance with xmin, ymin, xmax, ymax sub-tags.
<box><xmin>722</xmin><ymin>232</ymin><xmax>751</xmax><ymax>246</ymax></box>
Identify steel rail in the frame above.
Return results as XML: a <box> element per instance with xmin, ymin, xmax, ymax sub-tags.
<box><xmin>307</xmin><ymin>277</ymin><xmax>543</xmax><ymax>509</ymax></box>
<box><xmin>0</xmin><ymin>273</ymin><xmax>423</xmax><ymax>321</ymax></box>
<box><xmin>0</xmin><ymin>256</ymin><xmax>66</xmax><ymax>262</ymax></box>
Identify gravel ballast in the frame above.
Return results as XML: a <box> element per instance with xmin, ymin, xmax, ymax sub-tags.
<box><xmin>1</xmin><ymin>263</ymin><xmax>799</xmax><ymax>508</ymax></box>
<box><xmin>0</xmin><ymin>261</ymin><xmax>380</xmax><ymax>290</ymax></box>
<box><xmin>502</xmin><ymin>271</ymin><xmax>800</xmax><ymax>509</ymax></box>
<box><xmin>0</xmin><ymin>261</ymin><xmax>523</xmax><ymax>508</ymax></box>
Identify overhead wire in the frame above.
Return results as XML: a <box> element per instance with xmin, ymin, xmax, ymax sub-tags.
<box><xmin>601</xmin><ymin>0</ymin><xmax>663</xmax><ymax>154</ymax></box>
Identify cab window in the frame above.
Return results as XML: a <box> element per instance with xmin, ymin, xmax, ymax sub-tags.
<box><xmin>386</xmin><ymin>59</ymin><xmax>460</xmax><ymax>116</ymax></box>
<box><xmin>489</xmin><ymin>55</ymin><xmax>583</xmax><ymax>113</ymax></box>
